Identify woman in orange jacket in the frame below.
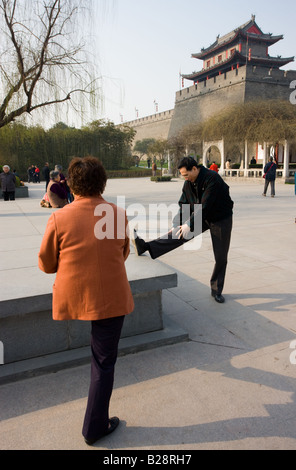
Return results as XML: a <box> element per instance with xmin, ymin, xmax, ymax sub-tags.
<box><xmin>39</xmin><ymin>156</ymin><xmax>134</xmax><ymax>445</ymax></box>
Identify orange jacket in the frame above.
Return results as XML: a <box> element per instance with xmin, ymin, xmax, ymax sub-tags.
<box><xmin>38</xmin><ymin>195</ymin><xmax>134</xmax><ymax>321</ymax></box>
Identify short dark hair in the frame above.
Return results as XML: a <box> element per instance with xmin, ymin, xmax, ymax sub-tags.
<box><xmin>178</xmin><ymin>156</ymin><xmax>200</xmax><ymax>171</ymax></box>
<box><xmin>68</xmin><ymin>156</ymin><xmax>107</xmax><ymax>196</ymax></box>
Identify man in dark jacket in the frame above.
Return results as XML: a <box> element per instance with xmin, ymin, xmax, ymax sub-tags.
<box><xmin>0</xmin><ymin>165</ymin><xmax>16</xmax><ymax>201</ymax></box>
<box><xmin>133</xmin><ymin>157</ymin><xmax>234</xmax><ymax>303</ymax></box>
<box><xmin>262</xmin><ymin>157</ymin><xmax>277</xmax><ymax>197</ymax></box>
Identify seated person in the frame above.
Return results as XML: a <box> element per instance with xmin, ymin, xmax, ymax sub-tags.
<box><xmin>47</xmin><ymin>170</ymin><xmax>68</xmax><ymax>208</ymax></box>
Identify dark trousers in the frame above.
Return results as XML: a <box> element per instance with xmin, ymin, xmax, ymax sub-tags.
<box><xmin>82</xmin><ymin>315</ymin><xmax>125</xmax><ymax>440</ymax></box>
<box><xmin>147</xmin><ymin>215</ymin><xmax>233</xmax><ymax>296</ymax></box>
<box><xmin>3</xmin><ymin>191</ymin><xmax>15</xmax><ymax>201</ymax></box>
<box><xmin>263</xmin><ymin>179</ymin><xmax>275</xmax><ymax>196</ymax></box>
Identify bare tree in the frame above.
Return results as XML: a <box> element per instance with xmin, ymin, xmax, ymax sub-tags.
<box><xmin>0</xmin><ymin>0</ymin><xmax>100</xmax><ymax>128</ymax></box>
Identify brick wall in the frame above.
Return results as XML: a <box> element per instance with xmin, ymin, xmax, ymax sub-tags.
<box><xmin>125</xmin><ymin>110</ymin><xmax>174</xmax><ymax>144</ymax></box>
<box><xmin>169</xmin><ymin>65</ymin><xmax>296</xmax><ymax>138</ymax></box>
<box><xmin>122</xmin><ymin>65</ymin><xmax>296</xmax><ymax>144</ymax></box>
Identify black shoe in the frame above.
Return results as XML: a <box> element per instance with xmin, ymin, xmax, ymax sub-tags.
<box><xmin>214</xmin><ymin>294</ymin><xmax>225</xmax><ymax>304</ymax></box>
<box><xmin>132</xmin><ymin>230</ymin><xmax>148</xmax><ymax>256</ymax></box>
<box><xmin>84</xmin><ymin>417</ymin><xmax>120</xmax><ymax>446</ymax></box>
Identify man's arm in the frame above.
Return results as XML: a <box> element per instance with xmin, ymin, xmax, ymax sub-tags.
<box><xmin>199</xmin><ymin>173</ymin><xmax>222</xmax><ymax>218</ymax></box>
<box><xmin>172</xmin><ymin>183</ymin><xmax>188</xmax><ymax>228</ymax></box>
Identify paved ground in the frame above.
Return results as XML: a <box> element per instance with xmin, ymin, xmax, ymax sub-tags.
<box><xmin>0</xmin><ymin>177</ymin><xmax>296</xmax><ymax>450</ymax></box>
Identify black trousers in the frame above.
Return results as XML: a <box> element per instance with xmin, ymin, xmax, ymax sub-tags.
<box><xmin>147</xmin><ymin>215</ymin><xmax>233</xmax><ymax>296</ymax></box>
<box><xmin>3</xmin><ymin>191</ymin><xmax>15</xmax><ymax>201</ymax></box>
<box><xmin>82</xmin><ymin>315</ymin><xmax>125</xmax><ymax>440</ymax></box>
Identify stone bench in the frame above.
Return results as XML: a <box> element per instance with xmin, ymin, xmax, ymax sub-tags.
<box><xmin>0</xmin><ymin>186</ymin><xmax>29</xmax><ymax>198</ymax></box>
<box><xmin>0</xmin><ymin>254</ymin><xmax>188</xmax><ymax>383</ymax></box>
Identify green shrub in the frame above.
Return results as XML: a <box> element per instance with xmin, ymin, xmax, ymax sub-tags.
<box><xmin>150</xmin><ymin>176</ymin><xmax>172</xmax><ymax>182</ymax></box>
<box><xmin>106</xmin><ymin>169</ymin><xmax>162</xmax><ymax>179</ymax></box>
<box><xmin>107</xmin><ymin>169</ymin><xmax>153</xmax><ymax>178</ymax></box>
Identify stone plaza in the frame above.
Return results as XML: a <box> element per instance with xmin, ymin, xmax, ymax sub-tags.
<box><xmin>0</xmin><ymin>176</ymin><xmax>296</xmax><ymax>450</ymax></box>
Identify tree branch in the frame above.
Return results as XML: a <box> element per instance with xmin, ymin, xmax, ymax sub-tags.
<box><xmin>0</xmin><ymin>0</ymin><xmax>99</xmax><ymax>128</ymax></box>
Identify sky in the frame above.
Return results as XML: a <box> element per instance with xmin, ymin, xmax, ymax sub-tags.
<box><xmin>27</xmin><ymin>0</ymin><xmax>296</xmax><ymax>128</ymax></box>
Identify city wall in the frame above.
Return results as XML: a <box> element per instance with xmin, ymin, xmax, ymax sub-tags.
<box><xmin>169</xmin><ymin>65</ymin><xmax>296</xmax><ymax>138</ymax></box>
<box><xmin>127</xmin><ymin>110</ymin><xmax>174</xmax><ymax>144</ymax></box>
<box><xmin>124</xmin><ymin>65</ymin><xmax>296</xmax><ymax>144</ymax></box>
<box><xmin>169</xmin><ymin>67</ymin><xmax>247</xmax><ymax>138</ymax></box>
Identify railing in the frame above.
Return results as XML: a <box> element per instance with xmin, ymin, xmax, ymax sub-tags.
<box><xmin>223</xmin><ymin>169</ymin><xmax>295</xmax><ymax>178</ymax></box>
<box><xmin>223</xmin><ymin>169</ymin><xmax>263</xmax><ymax>177</ymax></box>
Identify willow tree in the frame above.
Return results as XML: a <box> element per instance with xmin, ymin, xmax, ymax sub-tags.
<box><xmin>200</xmin><ymin>100</ymin><xmax>296</xmax><ymax>143</ymax></box>
<box><xmin>0</xmin><ymin>0</ymin><xmax>101</xmax><ymax>129</ymax></box>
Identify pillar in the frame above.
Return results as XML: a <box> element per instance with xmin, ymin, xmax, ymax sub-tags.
<box><xmin>202</xmin><ymin>142</ymin><xmax>207</xmax><ymax>167</ymax></box>
<box><xmin>263</xmin><ymin>142</ymin><xmax>267</xmax><ymax>169</ymax></box>
<box><xmin>220</xmin><ymin>138</ymin><xmax>225</xmax><ymax>176</ymax></box>
<box><xmin>244</xmin><ymin>140</ymin><xmax>248</xmax><ymax>177</ymax></box>
<box><xmin>167</xmin><ymin>151</ymin><xmax>172</xmax><ymax>174</ymax></box>
<box><xmin>283</xmin><ymin>140</ymin><xmax>289</xmax><ymax>179</ymax></box>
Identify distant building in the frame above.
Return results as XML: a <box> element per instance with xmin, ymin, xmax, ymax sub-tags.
<box><xmin>183</xmin><ymin>15</ymin><xmax>294</xmax><ymax>84</ymax></box>
<box><xmin>169</xmin><ymin>15</ymin><xmax>296</xmax><ymax>138</ymax></box>
<box><xmin>125</xmin><ymin>16</ymin><xmax>296</xmax><ymax>176</ymax></box>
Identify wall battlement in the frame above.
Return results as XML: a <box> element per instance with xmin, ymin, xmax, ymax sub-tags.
<box><xmin>123</xmin><ymin>65</ymin><xmax>296</xmax><ymax>145</ymax></box>
<box><xmin>177</xmin><ymin>67</ymin><xmax>247</xmax><ymax>102</ymax></box>
<box><xmin>176</xmin><ymin>65</ymin><xmax>296</xmax><ymax>103</ymax></box>
<box><xmin>127</xmin><ymin>109</ymin><xmax>174</xmax><ymax>128</ymax></box>
<box><xmin>168</xmin><ymin>65</ymin><xmax>296</xmax><ymax>138</ymax></box>
<box><xmin>126</xmin><ymin>109</ymin><xmax>174</xmax><ymax>143</ymax></box>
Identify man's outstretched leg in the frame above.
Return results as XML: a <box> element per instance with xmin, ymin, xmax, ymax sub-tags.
<box><xmin>132</xmin><ymin>229</ymin><xmax>185</xmax><ymax>259</ymax></box>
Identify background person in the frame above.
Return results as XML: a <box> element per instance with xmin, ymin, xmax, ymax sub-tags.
<box><xmin>38</xmin><ymin>156</ymin><xmax>134</xmax><ymax>446</ymax></box>
<box><xmin>46</xmin><ymin>170</ymin><xmax>68</xmax><ymax>208</ymax></box>
<box><xmin>209</xmin><ymin>161</ymin><xmax>219</xmax><ymax>173</ymax></box>
<box><xmin>0</xmin><ymin>165</ymin><xmax>16</xmax><ymax>201</ymax></box>
<box><xmin>34</xmin><ymin>165</ymin><xmax>40</xmax><ymax>183</ymax></box>
<box><xmin>42</xmin><ymin>162</ymin><xmax>50</xmax><ymax>190</ymax></box>
<box><xmin>262</xmin><ymin>157</ymin><xmax>277</xmax><ymax>197</ymax></box>
<box><xmin>55</xmin><ymin>164</ymin><xmax>73</xmax><ymax>202</ymax></box>
<box><xmin>225</xmin><ymin>159</ymin><xmax>232</xmax><ymax>176</ymax></box>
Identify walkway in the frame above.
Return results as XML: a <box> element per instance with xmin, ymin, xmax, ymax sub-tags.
<box><xmin>0</xmin><ymin>178</ymin><xmax>295</xmax><ymax>450</ymax></box>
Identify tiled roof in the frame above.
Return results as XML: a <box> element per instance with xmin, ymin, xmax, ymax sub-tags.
<box><xmin>192</xmin><ymin>17</ymin><xmax>282</xmax><ymax>59</ymax></box>
<box><xmin>182</xmin><ymin>51</ymin><xmax>294</xmax><ymax>81</ymax></box>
